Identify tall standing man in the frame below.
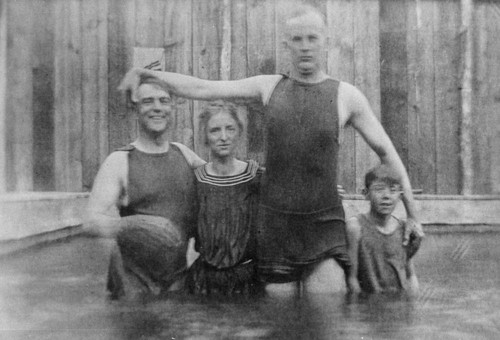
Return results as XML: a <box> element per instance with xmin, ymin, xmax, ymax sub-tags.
<box><xmin>86</xmin><ymin>77</ymin><xmax>204</xmax><ymax>299</ymax></box>
<box><xmin>118</xmin><ymin>5</ymin><xmax>424</xmax><ymax>297</ymax></box>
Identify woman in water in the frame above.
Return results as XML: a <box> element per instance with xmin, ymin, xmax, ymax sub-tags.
<box><xmin>186</xmin><ymin>102</ymin><xmax>263</xmax><ymax>296</ymax></box>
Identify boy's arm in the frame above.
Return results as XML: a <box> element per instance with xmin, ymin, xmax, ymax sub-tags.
<box><xmin>346</xmin><ymin>216</ymin><xmax>362</xmax><ymax>294</ymax></box>
<box><xmin>119</xmin><ymin>68</ymin><xmax>281</xmax><ymax>105</ymax></box>
<box><xmin>340</xmin><ymin>82</ymin><xmax>424</xmax><ymax>245</ymax></box>
<box><xmin>406</xmin><ymin>259</ymin><xmax>419</xmax><ymax>295</ymax></box>
<box><xmin>85</xmin><ymin>152</ymin><xmax>127</xmax><ymax>238</ymax></box>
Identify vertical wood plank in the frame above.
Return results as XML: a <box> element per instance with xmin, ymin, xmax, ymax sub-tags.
<box><xmin>108</xmin><ymin>0</ymin><xmax>136</xmax><ymax>151</ymax></box>
<box><xmin>353</xmin><ymin>0</ymin><xmax>381</xmax><ymax>193</ymax></box>
<box><xmin>326</xmin><ymin>0</ymin><xmax>356</xmax><ymax>193</ymax></box>
<box><xmin>407</xmin><ymin>0</ymin><xmax>437</xmax><ymax>194</ymax></box>
<box><xmin>135</xmin><ymin>0</ymin><xmax>165</xmax><ymax>48</ymax></box>
<box><xmin>220</xmin><ymin>0</ymin><xmax>232</xmax><ymax>81</ymax></box>
<box><xmin>0</xmin><ymin>0</ymin><xmax>8</xmax><ymax>192</ymax></box>
<box><xmin>32</xmin><ymin>0</ymin><xmax>55</xmax><ymax>191</ymax></box>
<box><xmin>54</xmin><ymin>0</ymin><xmax>83</xmax><ymax>191</ymax></box>
<box><xmin>164</xmin><ymin>0</ymin><xmax>194</xmax><ymax>149</ymax></box>
<box><xmin>192</xmin><ymin>0</ymin><xmax>223</xmax><ymax>160</ymax></box>
<box><xmin>485</xmin><ymin>2</ymin><xmax>500</xmax><ymax>194</ymax></box>
<box><xmin>275</xmin><ymin>0</ymin><xmax>291</xmax><ymax>76</ymax></box>
<box><xmin>6</xmin><ymin>0</ymin><xmax>34</xmax><ymax>191</ymax></box>
<box><xmin>231</xmin><ymin>0</ymin><xmax>248</xmax><ymax>160</ymax></box>
<box><xmin>162</xmin><ymin>0</ymin><xmax>192</xmax><ymax>148</ymax></box>
<box><xmin>81</xmin><ymin>0</ymin><xmax>108</xmax><ymax>191</ymax></box>
<box><xmin>246</xmin><ymin>0</ymin><xmax>276</xmax><ymax>164</ymax></box>
<box><xmin>472</xmin><ymin>1</ymin><xmax>500</xmax><ymax>194</ymax></box>
<box><xmin>379</xmin><ymin>0</ymin><xmax>409</xmax><ymax>185</ymax></box>
<box><xmin>459</xmin><ymin>0</ymin><xmax>473</xmax><ymax>194</ymax></box>
<box><xmin>434</xmin><ymin>0</ymin><xmax>461</xmax><ymax>194</ymax></box>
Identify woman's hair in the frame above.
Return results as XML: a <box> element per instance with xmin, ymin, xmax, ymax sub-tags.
<box><xmin>198</xmin><ymin>101</ymin><xmax>244</xmax><ymax>145</ymax></box>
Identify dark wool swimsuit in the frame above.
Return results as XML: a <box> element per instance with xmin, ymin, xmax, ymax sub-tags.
<box><xmin>106</xmin><ymin>144</ymin><xmax>198</xmax><ymax>299</ymax></box>
<box><xmin>257</xmin><ymin>75</ymin><xmax>350</xmax><ymax>283</ymax></box>
<box><xmin>186</xmin><ymin>160</ymin><xmax>263</xmax><ymax>296</ymax></box>
<box><xmin>356</xmin><ymin>214</ymin><xmax>413</xmax><ymax>293</ymax></box>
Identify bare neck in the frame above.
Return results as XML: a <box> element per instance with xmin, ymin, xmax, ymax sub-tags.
<box><xmin>207</xmin><ymin>156</ymin><xmax>246</xmax><ymax>176</ymax></box>
<box><xmin>365</xmin><ymin>210</ymin><xmax>397</xmax><ymax>234</ymax></box>
<box><xmin>133</xmin><ymin>131</ymin><xmax>170</xmax><ymax>153</ymax></box>
<box><xmin>289</xmin><ymin>68</ymin><xmax>329</xmax><ymax>84</ymax></box>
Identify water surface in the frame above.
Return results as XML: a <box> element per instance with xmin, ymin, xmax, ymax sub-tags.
<box><xmin>1</xmin><ymin>232</ymin><xmax>499</xmax><ymax>339</ymax></box>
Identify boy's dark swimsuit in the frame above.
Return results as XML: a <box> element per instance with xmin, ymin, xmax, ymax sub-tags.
<box><xmin>356</xmin><ymin>214</ymin><xmax>417</xmax><ymax>293</ymax></box>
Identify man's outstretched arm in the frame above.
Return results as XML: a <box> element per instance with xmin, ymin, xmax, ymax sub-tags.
<box><xmin>340</xmin><ymin>82</ymin><xmax>424</xmax><ymax>243</ymax></box>
<box><xmin>119</xmin><ymin>68</ymin><xmax>281</xmax><ymax>104</ymax></box>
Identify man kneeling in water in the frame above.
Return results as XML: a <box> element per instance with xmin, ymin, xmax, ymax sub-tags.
<box><xmin>86</xmin><ymin>78</ymin><xmax>204</xmax><ymax>299</ymax></box>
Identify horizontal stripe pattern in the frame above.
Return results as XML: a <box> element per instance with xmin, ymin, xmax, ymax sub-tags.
<box><xmin>195</xmin><ymin>160</ymin><xmax>259</xmax><ymax>187</ymax></box>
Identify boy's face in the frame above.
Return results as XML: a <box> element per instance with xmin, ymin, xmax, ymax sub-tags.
<box><xmin>366</xmin><ymin>180</ymin><xmax>402</xmax><ymax>216</ymax></box>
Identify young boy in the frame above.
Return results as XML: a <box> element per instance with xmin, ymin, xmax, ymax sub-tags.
<box><xmin>346</xmin><ymin>165</ymin><xmax>421</xmax><ymax>294</ymax></box>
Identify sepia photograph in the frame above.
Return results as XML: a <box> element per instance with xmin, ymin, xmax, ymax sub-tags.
<box><xmin>0</xmin><ymin>0</ymin><xmax>499</xmax><ymax>338</ymax></box>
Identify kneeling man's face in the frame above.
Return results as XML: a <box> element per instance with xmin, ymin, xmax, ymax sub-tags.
<box><xmin>136</xmin><ymin>83</ymin><xmax>173</xmax><ymax>133</ymax></box>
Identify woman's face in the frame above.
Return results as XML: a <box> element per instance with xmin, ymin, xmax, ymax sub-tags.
<box><xmin>206</xmin><ymin>111</ymin><xmax>240</xmax><ymax>158</ymax></box>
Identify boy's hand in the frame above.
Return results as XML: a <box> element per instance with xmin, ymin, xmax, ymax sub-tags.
<box><xmin>118</xmin><ymin>68</ymin><xmax>142</xmax><ymax>102</ymax></box>
<box><xmin>337</xmin><ymin>185</ymin><xmax>346</xmax><ymax>199</ymax></box>
<box><xmin>403</xmin><ymin>217</ymin><xmax>424</xmax><ymax>246</ymax></box>
<box><xmin>347</xmin><ymin>277</ymin><xmax>361</xmax><ymax>294</ymax></box>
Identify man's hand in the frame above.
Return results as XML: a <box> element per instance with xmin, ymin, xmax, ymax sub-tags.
<box><xmin>337</xmin><ymin>185</ymin><xmax>346</xmax><ymax>199</ymax></box>
<box><xmin>118</xmin><ymin>68</ymin><xmax>142</xmax><ymax>102</ymax></box>
<box><xmin>404</xmin><ymin>217</ymin><xmax>425</xmax><ymax>246</ymax></box>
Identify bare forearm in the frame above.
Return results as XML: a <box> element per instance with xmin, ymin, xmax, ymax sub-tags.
<box><xmin>141</xmin><ymin>69</ymin><xmax>220</xmax><ymax>100</ymax></box>
<box><xmin>84</xmin><ymin>211</ymin><xmax>122</xmax><ymax>238</ymax></box>
<box><xmin>379</xmin><ymin>152</ymin><xmax>417</xmax><ymax>219</ymax></box>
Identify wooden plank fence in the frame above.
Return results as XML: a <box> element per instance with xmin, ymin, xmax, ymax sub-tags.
<box><xmin>0</xmin><ymin>0</ymin><xmax>499</xmax><ymax>195</ymax></box>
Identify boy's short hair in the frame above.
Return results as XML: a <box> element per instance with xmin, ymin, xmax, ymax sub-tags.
<box><xmin>364</xmin><ymin>164</ymin><xmax>401</xmax><ymax>189</ymax></box>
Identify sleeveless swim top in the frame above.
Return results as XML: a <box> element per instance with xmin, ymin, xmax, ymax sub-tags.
<box><xmin>262</xmin><ymin>75</ymin><xmax>342</xmax><ymax>214</ymax></box>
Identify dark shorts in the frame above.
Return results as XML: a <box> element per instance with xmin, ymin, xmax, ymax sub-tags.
<box><xmin>257</xmin><ymin>205</ymin><xmax>350</xmax><ymax>284</ymax></box>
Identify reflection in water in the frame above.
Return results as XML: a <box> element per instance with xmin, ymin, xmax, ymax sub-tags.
<box><xmin>0</xmin><ymin>232</ymin><xmax>499</xmax><ymax>339</ymax></box>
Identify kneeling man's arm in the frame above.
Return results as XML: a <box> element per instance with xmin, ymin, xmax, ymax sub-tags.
<box><xmin>85</xmin><ymin>152</ymin><xmax>126</xmax><ymax>238</ymax></box>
